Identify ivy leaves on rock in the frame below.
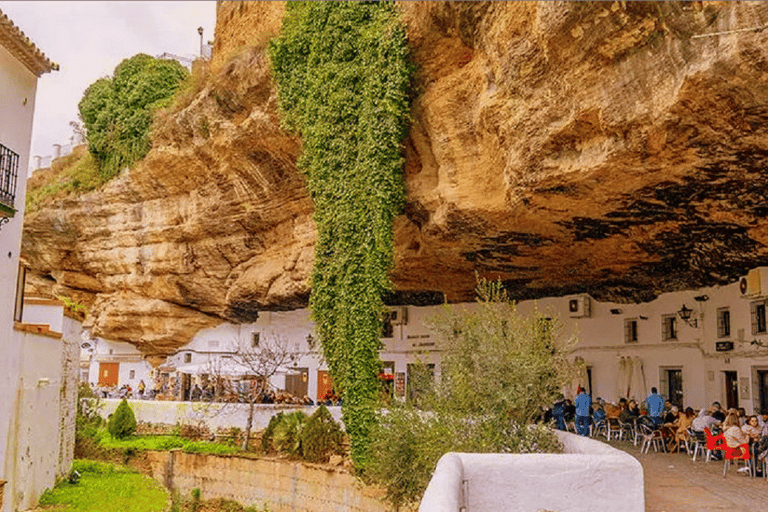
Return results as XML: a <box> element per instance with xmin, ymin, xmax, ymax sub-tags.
<box><xmin>78</xmin><ymin>53</ymin><xmax>189</xmax><ymax>180</ymax></box>
<box><xmin>269</xmin><ymin>2</ymin><xmax>412</xmax><ymax>470</ymax></box>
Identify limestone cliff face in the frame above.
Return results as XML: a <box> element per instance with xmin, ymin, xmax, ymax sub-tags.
<box><xmin>22</xmin><ymin>1</ymin><xmax>768</xmax><ymax>357</ymax></box>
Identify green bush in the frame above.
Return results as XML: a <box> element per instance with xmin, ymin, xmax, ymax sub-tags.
<box><xmin>261</xmin><ymin>412</ymin><xmax>284</xmax><ymax>452</ymax></box>
<box><xmin>107</xmin><ymin>399</ymin><xmax>137</xmax><ymax>439</ymax></box>
<box><xmin>271</xmin><ymin>411</ymin><xmax>307</xmax><ymax>456</ymax></box>
<box><xmin>78</xmin><ymin>53</ymin><xmax>189</xmax><ymax>180</ymax></box>
<box><xmin>300</xmin><ymin>405</ymin><xmax>344</xmax><ymax>463</ymax></box>
<box><xmin>366</xmin><ymin>279</ymin><xmax>573</xmax><ymax>508</ymax></box>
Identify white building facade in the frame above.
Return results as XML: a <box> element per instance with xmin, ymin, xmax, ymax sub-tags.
<box><xmin>86</xmin><ymin>267</ymin><xmax>768</xmax><ymax>416</ymax></box>
<box><xmin>0</xmin><ymin>10</ymin><xmax>61</xmax><ymax>511</ymax></box>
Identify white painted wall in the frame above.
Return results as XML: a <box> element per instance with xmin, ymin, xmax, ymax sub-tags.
<box><xmin>420</xmin><ymin>431</ymin><xmax>644</xmax><ymax>512</ymax></box>
<box><xmin>86</xmin><ymin>336</ymin><xmax>154</xmax><ymax>390</ymax></box>
<box><xmin>84</xmin><ymin>276</ymin><xmax>768</xmax><ymax>416</ymax></box>
<box><xmin>92</xmin><ymin>398</ymin><xmax>343</xmax><ymax>433</ymax></box>
<box><xmin>0</xmin><ymin>30</ymin><xmax>45</xmax><ymax>512</ymax></box>
<box><xmin>23</xmin><ymin>301</ymin><xmax>65</xmax><ymax>333</ymax></box>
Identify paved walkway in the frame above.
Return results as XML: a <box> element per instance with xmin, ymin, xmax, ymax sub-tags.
<box><xmin>605</xmin><ymin>438</ymin><xmax>768</xmax><ymax>511</ymax></box>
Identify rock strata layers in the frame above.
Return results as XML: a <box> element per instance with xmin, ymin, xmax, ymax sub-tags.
<box><xmin>22</xmin><ymin>1</ymin><xmax>768</xmax><ymax>356</ymax></box>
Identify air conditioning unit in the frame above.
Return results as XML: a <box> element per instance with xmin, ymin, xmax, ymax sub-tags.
<box><xmin>739</xmin><ymin>267</ymin><xmax>768</xmax><ymax>298</ymax></box>
<box><xmin>390</xmin><ymin>306</ymin><xmax>408</xmax><ymax>325</ymax></box>
<box><xmin>568</xmin><ymin>296</ymin><xmax>591</xmax><ymax>318</ymax></box>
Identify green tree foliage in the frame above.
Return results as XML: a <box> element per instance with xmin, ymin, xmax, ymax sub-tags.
<box><xmin>78</xmin><ymin>53</ymin><xmax>189</xmax><ymax>180</ymax></box>
<box><xmin>300</xmin><ymin>405</ymin><xmax>344</xmax><ymax>463</ymax></box>
<box><xmin>107</xmin><ymin>399</ymin><xmax>137</xmax><ymax>439</ymax></box>
<box><xmin>367</xmin><ymin>279</ymin><xmax>576</xmax><ymax>508</ymax></box>
<box><xmin>269</xmin><ymin>1</ymin><xmax>413</xmax><ymax>471</ymax></box>
<box><xmin>271</xmin><ymin>411</ymin><xmax>307</xmax><ymax>456</ymax></box>
<box><xmin>260</xmin><ymin>412</ymin><xmax>284</xmax><ymax>452</ymax></box>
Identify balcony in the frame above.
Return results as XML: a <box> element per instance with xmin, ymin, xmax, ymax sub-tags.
<box><xmin>0</xmin><ymin>142</ymin><xmax>19</xmax><ymax>219</ymax></box>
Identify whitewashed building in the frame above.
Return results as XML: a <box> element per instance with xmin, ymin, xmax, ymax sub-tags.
<box><xmin>88</xmin><ymin>267</ymin><xmax>768</xmax><ymax>416</ymax></box>
<box><xmin>0</xmin><ymin>9</ymin><xmax>63</xmax><ymax>512</ymax></box>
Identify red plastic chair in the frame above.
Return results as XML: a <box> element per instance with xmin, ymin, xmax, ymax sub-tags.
<box><xmin>704</xmin><ymin>427</ymin><xmax>726</xmax><ymax>462</ymax></box>
<box><xmin>723</xmin><ymin>443</ymin><xmax>751</xmax><ymax>477</ymax></box>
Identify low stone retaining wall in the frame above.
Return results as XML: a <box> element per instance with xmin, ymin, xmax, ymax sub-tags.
<box><xmin>419</xmin><ymin>431</ymin><xmax>644</xmax><ymax>512</ymax></box>
<box><xmin>89</xmin><ymin>399</ymin><xmax>343</xmax><ymax>432</ymax></box>
<box><xmin>145</xmin><ymin>451</ymin><xmax>387</xmax><ymax>512</ymax></box>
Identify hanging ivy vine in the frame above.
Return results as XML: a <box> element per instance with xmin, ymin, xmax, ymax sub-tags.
<box><xmin>269</xmin><ymin>2</ymin><xmax>412</xmax><ymax>469</ymax></box>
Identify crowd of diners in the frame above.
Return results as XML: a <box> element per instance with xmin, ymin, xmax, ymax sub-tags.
<box><xmin>543</xmin><ymin>387</ymin><xmax>768</xmax><ymax>476</ymax></box>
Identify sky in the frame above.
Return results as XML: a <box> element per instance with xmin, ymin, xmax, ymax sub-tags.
<box><xmin>0</xmin><ymin>1</ymin><xmax>217</xmax><ymax>168</ymax></box>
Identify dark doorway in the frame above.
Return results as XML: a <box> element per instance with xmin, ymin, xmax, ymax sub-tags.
<box><xmin>758</xmin><ymin>370</ymin><xmax>768</xmax><ymax>414</ymax></box>
<box><xmin>724</xmin><ymin>371</ymin><xmax>739</xmax><ymax>410</ymax></box>
<box><xmin>666</xmin><ymin>369</ymin><xmax>684</xmax><ymax>408</ymax></box>
<box><xmin>285</xmin><ymin>367</ymin><xmax>309</xmax><ymax>398</ymax></box>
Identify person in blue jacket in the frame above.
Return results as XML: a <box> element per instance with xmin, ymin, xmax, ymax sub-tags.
<box><xmin>575</xmin><ymin>387</ymin><xmax>592</xmax><ymax>436</ymax></box>
<box><xmin>647</xmin><ymin>387</ymin><xmax>665</xmax><ymax>428</ymax></box>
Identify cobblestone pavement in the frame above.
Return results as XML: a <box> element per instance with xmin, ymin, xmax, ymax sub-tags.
<box><xmin>605</xmin><ymin>438</ymin><xmax>768</xmax><ymax>511</ymax></box>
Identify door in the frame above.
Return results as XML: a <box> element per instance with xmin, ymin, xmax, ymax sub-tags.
<box><xmin>98</xmin><ymin>362</ymin><xmax>119</xmax><ymax>386</ymax></box>
<box><xmin>664</xmin><ymin>368</ymin><xmax>683</xmax><ymax>408</ymax></box>
<box><xmin>285</xmin><ymin>367</ymin><xmax>309</xmax><ymax>398</ymax></box>
<box><xmin>317</xmin><ymin>370</ymin><xmax>334</xmax><ymax>402</ymax></box>
<box><xmin>759</xmin><ymin>370</ymin><xmax>768</xmax><ymax>413</ymax></box>
<box><xmin>724</xmin><ymin>371</ymin><xmax>739</xmax><ymax>410</ymax></box>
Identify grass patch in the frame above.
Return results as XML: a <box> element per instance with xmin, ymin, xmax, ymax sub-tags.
<box><xmin>38</xmin><ymin>460</ymin><xmax>167</xmax><ymax>512</ymax></box>
<box><xmin>92</xmin><ymin>427</ymin><xmax>239</xmax><ymax>455</ymax></box>
<box><xmin>26</xmin><ymin>147</ymin><xmax>106</xmax><ymax>213</ymax></box>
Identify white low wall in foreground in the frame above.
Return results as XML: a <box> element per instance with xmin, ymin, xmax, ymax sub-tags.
<box><xmin>89</xmin><ymin>398</ymin><xmax>343</xmax><ymax>432</ymax></box>
<box><xmin>420</xmin><ymin>431</ymin><xmax>644</xmax><ymax>512</ymax></box>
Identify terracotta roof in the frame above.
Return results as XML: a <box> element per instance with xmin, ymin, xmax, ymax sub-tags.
<box><xmin>0</xmin><ymin>9</ymin><xmax>58</xmax><ymax>76</ymax></box>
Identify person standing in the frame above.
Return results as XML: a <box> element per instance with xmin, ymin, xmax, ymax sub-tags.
<box><xmin>647</xmin><ymin>387</ymin><xmax>665</xmax><ymax>429</ymax></box>
<box><xmin>552</xmin><ymin>394</ymin><xmax>567</xmax><ymax>431</ymax></box>
<box><xmin>575</xmin><ymin>387</ymin><xmax>592</xmax><ymax>437</ymax></box>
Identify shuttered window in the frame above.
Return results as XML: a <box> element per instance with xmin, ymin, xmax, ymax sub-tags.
<box><xmin>717</xmin><ymin>308</ymin><xmax>731</xmax><ymax>338</ymax></box>
<box><xmin>751</xmin><ymin>301</ymin><xmax>767</xmax><ymax>335</ymax></box>
<box><xmin>662</xmin><ymin>314</ymin><xmax>677</xmax><ymax>341</ymax></box>
<box><xmin>624</xmin><ymin>318</ymin><xmax>638</xmax><ymax>343</ymax></box>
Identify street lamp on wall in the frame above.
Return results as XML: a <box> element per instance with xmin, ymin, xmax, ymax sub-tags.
<box><xmin>197</xmin><ymin>27</ymin><xmax>204</xmax><ymax>57</ymax></box>
<box><xmin>678</xmin><ymin>304</ymin><xmax>697</xmax><ymax>327</ymax></box>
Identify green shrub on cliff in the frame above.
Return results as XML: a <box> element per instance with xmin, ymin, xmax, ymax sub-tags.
<box><xmin>78</xmin><ymin>53</ymin><xmax>189</xmax><ymax>180</ymax></box>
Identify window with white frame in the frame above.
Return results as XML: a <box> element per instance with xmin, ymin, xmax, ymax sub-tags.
<box><xmin>251</xmin><ymin>332</ymin><xmax>260</xmax><ymax>347</ymax></box>
<box><xmin>752</xmin><ymin>301</ymin><xmax>767</xmax><ymax>335</ymax></box>
<box><xmin>717</xmin><ymin>307</ymin><xmax>731</xmax><ymax>338</ymax></box>
<box><xmin>662</xmin><ymin>314</ymin><xmax>677</xmax><ymax>341</ymax></box>
<box><xmin>184</xmin><ymin>353</ymin><xmax>192</xmax><ymax>364</ymax></box>
<box><xmin>624</xmin><ymin>318</ymin><xmax>638</xmax><ymax>343</ymax></box>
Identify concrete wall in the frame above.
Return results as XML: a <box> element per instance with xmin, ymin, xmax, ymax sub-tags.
<box><xmin>420</xmin><ymin>431</ymin><xmax>644</xmax><ymax>512</ymax></box>
<box><xmin>145</xmin><ymin>451</ymin><xmax>386</xmax><ymax>512</ymax></box>
<box><xmin>92</xmin><ymin>398</ymin><xmax>343</xmax><ymax>432</ymax></box>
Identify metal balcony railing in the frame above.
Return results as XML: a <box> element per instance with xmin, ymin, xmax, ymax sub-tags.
<box><xmin>0</xmin><ymin>143</ymin><xmax>19</xmax><ymax>217</ymax></box>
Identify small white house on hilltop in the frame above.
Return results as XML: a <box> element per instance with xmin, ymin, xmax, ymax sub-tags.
<box><xmin>0</xmin><ymin>9</ymin><xmax>64</xmax><ymax>512</ymax></box>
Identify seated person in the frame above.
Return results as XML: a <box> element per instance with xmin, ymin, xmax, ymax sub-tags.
<box><xmin>711</xmin><ymin>402</ymin><xmax>726</xmax><ymax>422</ymax></box>
<box><xmin>627</xmin><ymin>399</ymin><xmax>640</xmax><ymax>418</ymax></box>
<box><xmin>743</xmin><ymin>415</ymin><xmax>763</xmax><ymax>442</ymax></box>
<box><xmin>668</xmin><ymin>407</ymin><xmax>695</xmax><ymax>452</ymax></box>
<box><xmin>723</xmin><ymin>412</ymin><xmax>751</xmax><ymax>471</ymax></box>
<box><xmin>691</xmin><ymin>406</ymin><xmax>721</xmax><ymax>433</ymax></box>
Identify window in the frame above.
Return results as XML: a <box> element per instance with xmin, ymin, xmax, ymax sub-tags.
<box><xmin>129</xmin><ymin>370</ymin><xmax>135</xmax><ymax>379</ymax></box>
<box><xmin>184</xmin><ymin>353</ymin><xmax>192</xmax><ymax>364</ymax></box>
<box><xmin>251</xmin><ymin>332</ymin><xmax>260</xmax><ymax>347</ymax></box>
<box><xmin>0</xmin><ymin>143</ymin><xmax>19</xmax><ymax>213</ymax></box>
<box><xmin>662</xmin><ymin>314</ymin><xmax>677</xmax><ymax>341</ymax></box>
<box><xmin>752</xmin><ymin>301</ymin><xmax>767</xmax><ymax>335</ymax></box>
<box><xmin>624</xmin><ymin>319</ymin><xmax>638</xmax><ymax>343</ymax></box>
<box><xmin>381</xmin><ymin>312</ymin><xmax>394</xmax><ymax>339</ymax></box>
<box><xmin>717</xmin><ymin>308</ymin><xmax>731</xmax><ymax>338</ymax></box>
